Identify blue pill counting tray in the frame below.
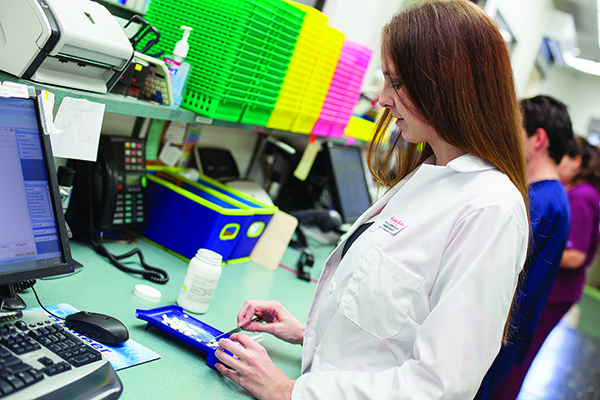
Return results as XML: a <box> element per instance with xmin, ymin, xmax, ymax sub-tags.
<box><xmin>136</xmin><ymin>305</ymin><xmax>225</xmax><ymax>369</ymax></box>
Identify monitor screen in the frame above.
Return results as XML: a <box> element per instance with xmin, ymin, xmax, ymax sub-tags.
<box><xmin>0</xmin><ymin>95</ymin><xmax>73</xmax><ymax>286</ymax></box>
<box><xmin>325</xmin><ymin>142</ymin><xmax>372</xmax><ymax>224</ymax></box>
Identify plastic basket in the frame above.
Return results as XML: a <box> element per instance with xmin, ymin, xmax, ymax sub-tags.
<box><xmin>145</xmin><ymin>0</ymin><xmax>306</xmax><ymax>124</ymax></box>
<box><xmin>344</xmin><ymin>116</ymin><xmax>376</xmax><ymax>142</ymax></box>
<box><xmin>139</xmin><ymin>174</ymin><xmax>255</xmax><ymax>261</ymax></box>
<box><xmin>310</xmin><ymin>39</ymin><xmax>373</xmax><ymax>136</ymax></box>
<box><xmin>181</xmin><ymin>89</ymin><xmax>246</xmax><ymax>122</ymax></box>
<box><xmin>146</xmin><ymin>168</ymin><xmax>278</xmax><ymax>262</ymax></box>
<box><xmin>291</xmin><ymin>24</ymin><xmax>345</xmax><ymax>133</ymax></box>
<box><xmin>193</xmin><ymin>174</ymin><xmax>277</xmax><ymax>261</ymax></box>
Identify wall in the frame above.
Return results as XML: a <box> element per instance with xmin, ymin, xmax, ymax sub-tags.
<box><xmin>542</xmin><ymin>66</ymin><xmax>600</xmax><ymax>137</ymax></box>
<box><xmin>322</xmin><ymin>0</ymin><xmax>405</xmax><ymax>92</ymax></box>
<box><xmin>484</xmin><ymin>0</ymin><xmax>553</xmax><ymax>96</ymax></box>
<box><xmin>481</xmin><ymin>0</ymin><xmax>600</xmax><ymax>138</ymax></box>
<box><xmin>323</xmin><ymin>0</ymin><xmax>556</xmax><ymax>95</ymax></box>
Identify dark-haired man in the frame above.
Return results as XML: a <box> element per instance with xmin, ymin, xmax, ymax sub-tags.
<box><xmin>476</xmin><ymin>95</ymin><xmax>573</xmax><ymax>400</ymax></box>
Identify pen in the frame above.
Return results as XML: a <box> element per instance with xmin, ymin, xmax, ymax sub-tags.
<box><xmin>208</xmin><ymin>316</ymin><xmax>263</xmax><ymax>346</ymax></box>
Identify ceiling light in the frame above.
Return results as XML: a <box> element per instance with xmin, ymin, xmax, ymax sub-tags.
<box><xmin>564</xmin><ymin>53</ymin><xmax>600</xmax><ymax>76</ymax></box>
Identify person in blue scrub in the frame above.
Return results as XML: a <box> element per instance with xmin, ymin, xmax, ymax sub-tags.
<box><xmin>475</xmin><ymin>95</ymin><xmax>573</xmax><ymax>400</ymax></box>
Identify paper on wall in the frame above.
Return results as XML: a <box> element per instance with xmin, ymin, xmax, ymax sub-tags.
<box><xmin>158</xmin><ymin>141</ymin><xmax>183</xmax><ymax>166</ymax></box>
<box><xmin>0</xmin><ymin>81</ymin><xmax>30</xmax><ymax>99</ymax></box>
<box><xmin>50</xmin><ymin>97</ymin><xmax>105</xmax><ymax>161</ymax></box>
<box><xmin>163</xmin><ymin>121</ymin><xmax>187</xmax><ymax>145</ymax></box>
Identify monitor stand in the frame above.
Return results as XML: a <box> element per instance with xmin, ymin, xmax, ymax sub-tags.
<box><xmin>0</xmin><ymin>284</ymin><xmax>26</xmax><ymax>311</ymax></box>
<box><xmin>72</xmin><ymin>258</ymin><xmax>83</xmax><ymax>273</ymax></box>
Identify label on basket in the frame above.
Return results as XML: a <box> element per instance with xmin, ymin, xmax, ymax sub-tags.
<box><xmin>195</xmin><ymin>116</ymin><xmax>213</xmax><ymax>125</ymax></box>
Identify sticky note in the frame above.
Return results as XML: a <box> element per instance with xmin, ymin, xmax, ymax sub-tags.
<box><xmin>50</xmin><ymin>97</ymin><xmax>105</xmax><ymax>161</ymax></box>
<box><xmin>293</xmin><ymin>137</ymin><xmax>321</xmax><ymax>181</ymax></box>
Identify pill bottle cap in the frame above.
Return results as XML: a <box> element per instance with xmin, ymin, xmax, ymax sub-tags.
<box><xmin>134</xmin><ymin>284</ymin><xmax>162</xmax><ymax>302</ymax></box>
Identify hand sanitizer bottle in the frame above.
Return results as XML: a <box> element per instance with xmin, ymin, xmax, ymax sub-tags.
<box><xmin>163</xmin><ymin>26</ymin><xmax>193</xmax><ymax>108</ymax></box>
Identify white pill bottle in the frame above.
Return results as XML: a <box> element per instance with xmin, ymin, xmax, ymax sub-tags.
<box><xmin>177</xmin><ymin>249</ymin><xmax>223</xmax><ymax>314</ymax></box>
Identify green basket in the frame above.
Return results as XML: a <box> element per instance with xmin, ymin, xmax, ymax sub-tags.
<box><xmin>240</xmin><ymin>102</ymin><xmax>275</xmax><ymax>125</ymax></box>
<box><xmin>145</xmin><ymin>0</ymin><xmax>306</xmax><ymax>125</ymax></box>
<box><xmin>181</xmin><ymin>89</ymin><xmax>246</xmax><ymax>122</ymax></box>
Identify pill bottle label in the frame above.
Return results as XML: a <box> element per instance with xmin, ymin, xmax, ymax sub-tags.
<box><xmin>180</xmin><ymin>276</ymin><xmax>218</xmax><ymax>304</ymax></box>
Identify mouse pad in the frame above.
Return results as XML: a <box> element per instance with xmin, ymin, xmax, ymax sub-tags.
<box><xmin>28</xmin><ymin>303</ymin><xmax>161</xmax><ymax>371</ymax></box>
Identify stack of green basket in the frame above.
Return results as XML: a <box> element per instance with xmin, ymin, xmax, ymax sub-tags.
<box><xmin>145</xmin><ymin>0</ymin><xmax>305</xmax><ymax>126</ymax></box>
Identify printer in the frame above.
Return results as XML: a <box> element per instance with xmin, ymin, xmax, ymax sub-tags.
<box><xmin>0</xmin><ymin>0</ymin><xmax>134</xmax><ymax>93</ymax></box>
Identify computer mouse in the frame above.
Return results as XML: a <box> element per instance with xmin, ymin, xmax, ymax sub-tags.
<box><xmin>65</xmin><ymin>311</ymin><xmax>129</xmax><ymax>346</ymax></box>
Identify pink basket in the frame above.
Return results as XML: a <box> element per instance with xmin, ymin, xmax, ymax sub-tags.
<box><xmin>311</xmin><ymin>39</ymin><xmax>373</xmax><ymax>137</ymax></box>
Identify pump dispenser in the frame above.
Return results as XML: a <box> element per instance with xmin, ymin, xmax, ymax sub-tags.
<box><xmin>164</xmin><ymin>26</ymin><xmax>193</xmax><ymax>108</ymax></box>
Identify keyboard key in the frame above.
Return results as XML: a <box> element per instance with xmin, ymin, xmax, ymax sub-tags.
<box><xmin>4</xmin><ymin>356</ymin><xmax>20</xmax><ymax>368</ymax></box>
<box><xmin>6</xmin><ymin>375</ymin><xmax>24</xmax><ymax>390</ymax></box>
<box><xmin>70</xmin><ymin>354</ymin><xmax>91</xmax><ymax>367</ymax></box>
<box><xmin>29</xmin><ymin>369</ymin><xmax>44</xmax><ymax>382</ymax></box>
<box><xmin>7</xmin><ymin>362</ymin><xmax>32</xmax><ymax>375</ymax></box>
<box><xmin>37</xmin><ymin>357</ymin><xmax>53</xmax><ymax>367</ymax></box>
<box><xmin>17</xmin><ymin>371</ymin><xmax>34</xmax><ymax>386</ymax></box>
<box><xmin>0</xmin><ymin>379</ymin><xmax>13</xmax><ymax>395</ymax></box>
<box><xmin>42</xmin><ymin>365</ymin><xmax>59</xmax><ymax>376</ymax></box>
<box><xmin>15</xmin><ymin>321</ymin><xmax>27</xmax><ymax>331</ymax></box>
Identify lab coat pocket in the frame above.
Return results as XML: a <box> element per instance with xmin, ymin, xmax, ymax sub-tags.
<box><xmin>341</xmin><ymin>246</ymin><xmax>423</xmax><ymax>339</ymax></box>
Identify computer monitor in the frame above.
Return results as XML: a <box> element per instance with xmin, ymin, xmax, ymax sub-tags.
<box><xmin>323</xmin><ymin>142</ymin><xmax>372</xmax><ymax>224</ymax></box>
<box><xmin>0</xmin><ymin>93</ymin><xmax>74</xmax><ymax>310</ymax></box>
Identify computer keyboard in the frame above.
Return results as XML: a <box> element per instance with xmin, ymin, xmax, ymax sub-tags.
<box><xmin>0</xmin><ymin>310</ymin><xmax>122</xmax><ymax>399</ymax></box>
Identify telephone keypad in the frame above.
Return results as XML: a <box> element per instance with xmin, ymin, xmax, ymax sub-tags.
<box><xmin>111</xmin><ymin>139</ymin><xmax>146</xmax><ymax>227</ymax></box>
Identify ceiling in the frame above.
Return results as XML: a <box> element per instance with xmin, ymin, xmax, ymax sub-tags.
<box><xmin>554</xmin><ymin>0</ymin><xmax>600</xmax><ymax>61</ymax></box>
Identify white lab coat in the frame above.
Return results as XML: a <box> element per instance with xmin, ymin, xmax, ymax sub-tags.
<box><xmin>292</xmin><ymin>154</ymin><xmax>529</xmax><ymax>400</ymax></box>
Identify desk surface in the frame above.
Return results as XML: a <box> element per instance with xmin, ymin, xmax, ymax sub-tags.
<box><xmin>19</xmin><ymin>238</ymin><xmax>333</xmax><ymax>399</ymax></box>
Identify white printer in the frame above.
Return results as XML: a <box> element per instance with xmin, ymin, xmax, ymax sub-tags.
<box><xmin>0</xmin><ymin>0</ymin><xmax>134</xmax><ymax>93</ymax></box>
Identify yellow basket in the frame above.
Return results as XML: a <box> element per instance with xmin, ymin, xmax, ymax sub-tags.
<box><xmin>344</xmin><ymin>116</ymin><xmax>376</xmax><ymax>142</ymax></box>
<box><xmin>290</xmin><ymin>25</ymin><xmax>344</xmax><ymax>133</ymax></box>
<box><xmin>267</xmin><ymin>0</ymin><xmax>328</xmax><ymax>131</ymax></box>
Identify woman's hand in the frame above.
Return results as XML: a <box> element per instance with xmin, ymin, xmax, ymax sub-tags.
<box><xmin>215</xmin><ymin>332</ymin><xmax>295</xmax><ymax>400</ymax></box>
<box><xmin>237</xmin><ymin>300</ymin><xmax>305</xmax><ymax>345</ymax></box>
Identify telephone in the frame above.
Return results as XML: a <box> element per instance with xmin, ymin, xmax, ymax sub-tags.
<box><xmin>66</xmin><ymin>135</ymin><xmax>147</xmax><ymax>234</ymax></box>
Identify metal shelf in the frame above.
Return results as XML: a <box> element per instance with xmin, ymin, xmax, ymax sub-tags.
<box><xmin>0</xmin><ymin>71</ymin><xmax>262</xmax><ymax>129</ymax></box>
<box><xmin>0</xmin><ymin>71</ymin><xmax>356</xmax><ymax>147</ymax></box>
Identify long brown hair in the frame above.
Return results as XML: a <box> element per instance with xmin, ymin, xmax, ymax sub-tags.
<box><xmin>368</xmin><ymin>0</ymin><xmax>528</xmax><ymax>343</ymax></box>
<box><xmin>368</xmin><ymin>0</ymin><xmax>527</xmax><ymax>204</ymax></box>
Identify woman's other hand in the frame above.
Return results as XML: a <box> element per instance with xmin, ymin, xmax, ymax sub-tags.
<box><xmin>215</xmin><ymin>332</ymin><xmax>295</xmax><ymax>400</ymax></box>
<box><xmin>237</xmin><ymin>300</ymin><xmax>305</xmax><ymax>345</ymax></box>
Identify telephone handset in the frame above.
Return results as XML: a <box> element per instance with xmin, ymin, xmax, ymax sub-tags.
<box><xmin>66</xmin><ymin>135</ymin><xmax>147</xmax><ymax>233</ymax></box>
<box><xmin>92</xmin><ymin>138</ymin><xmax>119</xmax><ymax>229</ymax></box>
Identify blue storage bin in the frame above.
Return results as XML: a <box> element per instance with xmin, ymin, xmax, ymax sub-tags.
<box><xmin>194</xmin><ymin>174</ymin><xmax>277</xmax><ymax>263</ymax></box>
<box><xmin>146</xmin><ymin>167</ymin><xmax>277</xmax><ymax>263</ymax></box>
<box><xmin>139</xmin><ymin>172</ymin><xmax>255</xmax><ymax>261</ymax></box>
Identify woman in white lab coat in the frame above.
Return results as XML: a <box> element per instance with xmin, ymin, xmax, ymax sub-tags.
<box><xmin>214</xmin><ymin>1</ymin><xmax>530</xmax><ymax>399</ymax></box>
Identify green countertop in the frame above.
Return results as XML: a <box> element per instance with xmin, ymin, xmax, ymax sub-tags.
<box><xmin>19</xmin><ymin>238</ymin><xmax>333</xmax><ymax>399</ymax></box>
